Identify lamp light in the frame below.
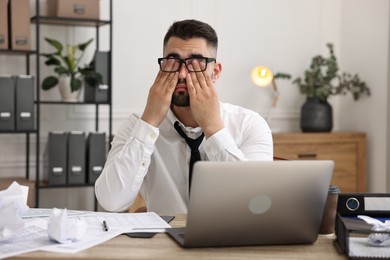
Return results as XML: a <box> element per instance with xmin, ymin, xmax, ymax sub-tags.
<box><xmin>251</xmin><ymin>66</ymin><xmax>279</xmax><ymax>107</ymax></box>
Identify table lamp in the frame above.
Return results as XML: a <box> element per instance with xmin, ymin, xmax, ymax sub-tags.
<box><xmin>251</xmin><ymin>66</ymin><xmax>279</xmax><ymax>107</ymax></box>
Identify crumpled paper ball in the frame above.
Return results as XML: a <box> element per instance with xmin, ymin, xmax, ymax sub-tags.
<box><xmin>47</xmin><ymin>208</ymin><xmax>88</xmax><ymax>243</ymax></box>
<box><xmin>0</xmin><ymin>181</ymin><xmax>29</xmax><ymax>241</ymax></box>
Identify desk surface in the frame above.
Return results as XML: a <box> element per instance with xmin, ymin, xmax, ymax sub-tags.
<box><xmin>11</xmin><ymin>214</ymin><xmax>346</xmax><ymax>260</ymax></box>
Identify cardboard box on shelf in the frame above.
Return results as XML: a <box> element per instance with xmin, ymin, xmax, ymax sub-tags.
<box><xmin>47</xmin><ymin>0</ymin><xmax>100</xmax><ymax>19</ymax></box>
<box><xmin>9</xmin><ymin>0</ymin><xmax>31</xmax><ymax>50</ymax></box>
<box><xmin>0</xmin><ymin>0</ymin><xmax>8</xmax><ymax>49</ymax></box>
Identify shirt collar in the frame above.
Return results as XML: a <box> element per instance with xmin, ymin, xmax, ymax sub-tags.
<box><xmin>167</xmin><ymin>108</ymin><xmax>203</xmax><ymax>138</ymax></box>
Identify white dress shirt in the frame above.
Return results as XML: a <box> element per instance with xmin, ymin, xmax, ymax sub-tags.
<box><xmin>95</xmin><ymin>102</ymin><xmax>273</xmax><ymax>214</ymax></box>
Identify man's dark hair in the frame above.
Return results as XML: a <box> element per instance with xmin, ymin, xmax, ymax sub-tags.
<box><xmin>163</xmin><ymin>19</ymin><xmax>218</xmax><ymax>54</ymax></box>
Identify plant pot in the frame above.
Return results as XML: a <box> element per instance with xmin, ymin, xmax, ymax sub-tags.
<box><xmin>58</xmin><ymin>76</ymin><xmax>81</xmax><ymax>102</ymax></box>
<box><xmin>300</xmin><ymin>97</ymin><xmax>333</xmax><ymax>132</ymax></box>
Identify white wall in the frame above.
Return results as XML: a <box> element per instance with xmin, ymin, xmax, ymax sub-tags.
<box><xmin>337</xmin><ymin>0</ymin><xmax>389</xmax><ymax>192</ymax></box>
<box><xmin>0</xmin><ymin>0</ymin><xmax>388</xmax><ymax>209</ymax></box>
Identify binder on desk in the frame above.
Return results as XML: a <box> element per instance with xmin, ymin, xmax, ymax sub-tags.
<box><xmin>48</xmin><ymin>132</ymin><xmax>67</xmax><ymax>185</ymax></box>
<box><xmin>84</xmin><ymin>51</ymin><xmax>110</xmax><ymax>103</ymax></box>
<box><xmin>0</xmin><ymin>0</ymin><xmax>8</xmax><ymax>49</ymax></box>
<box><xmin>0</xmin><ymin>76</ymin><xmax>15</xmax><ymax>131</ymax></box>
<box><xmin>15</xmin><ymin>75</ymin><xmax>34</xmax><ymax>131</ymax></box>
<box><xmin>67</xmin><ymin>131</ymin><xmax>86</xmax><ymax>185</ymax></box>
<box><xmin>87</xmin><ymin>132</ymin><xmax>106</xmax><ymax>184</ymax></box>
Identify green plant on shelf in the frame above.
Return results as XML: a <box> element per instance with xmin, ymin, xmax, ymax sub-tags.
<box><xmin>41</xmin><ymin>37</ymin><xmax>102</xmax><ymax>92</ymax></box>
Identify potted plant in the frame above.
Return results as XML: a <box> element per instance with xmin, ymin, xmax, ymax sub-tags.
<box><xmin>292</xmin><ymin>43</ymin><xmax>371</xmax><ymax>132</ymax></box>
<box><xmin>41</xmin><ymin>37</ymin><xmax>102</xmax><ymax>101</ymax></box>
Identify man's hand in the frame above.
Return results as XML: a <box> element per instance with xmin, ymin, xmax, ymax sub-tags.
<box><xmin>141</xmin><ymin>63</ymin><xmax>178</xmax><ymax>127</ymax></box>
<box><xmin>186</xmin><ymin>61</ymin><xmax>224</xmax><ymax>138</ymax></box>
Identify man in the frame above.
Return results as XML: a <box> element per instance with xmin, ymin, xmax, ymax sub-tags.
<box><xmin>95</xmin><ymin>19</ymin><xmax>273</xmax><ymax>214</ymax></box>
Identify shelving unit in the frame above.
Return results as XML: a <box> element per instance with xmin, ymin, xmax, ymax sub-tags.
<box><xmin>0</xmin><ymin>0</ymin><xmax>112</xmax><ymax>210</ymax></box>
<box><xmin>33</xmin><ymin>0</ymin><xmax>112</xmax><ymax>209</ymax></box>
<box><xmin>0</xmin><ymin>49</ymin><xmax>37</xmax><ymax>197</ymax></box>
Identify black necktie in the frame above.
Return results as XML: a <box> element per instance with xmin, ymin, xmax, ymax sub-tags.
<box><xmin>174</xmin><ymin>121</ymin><xmax>204</xmax><ymax>191</ymax></box>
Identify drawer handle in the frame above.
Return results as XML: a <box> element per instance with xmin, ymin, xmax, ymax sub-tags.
<box><xmin>298</xmin><ymin>153</ymin><xmax>317</xmax><ymax>159</ymax></box>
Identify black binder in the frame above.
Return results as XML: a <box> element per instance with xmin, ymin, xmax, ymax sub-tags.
<box><xmin>48</xmin><ymin>132</ymin><xmax>67</xmax><ymax>185</ymax></box>
<box><xmin>84</xmin><ymin>51</ymin><xmax>110</xmax><ymax>103</ymax></box>
<box><xmin>67</xmin><ymin>131</ymin><xmax>86</xmax><ymax>185</ymax></box>
<box><xmin>15</xmin><ymin>75</ymin><xmax>34</xmax><ymax>131</ymax></box>
<box><xmin>87</xmin><ymin>132</ymin><xmax>106</xmax><ymax>184</ymax></box>
<box><xmin>0</xmin><ymin>76</ymin><xmax>15</xmax><ymax>131</ymax></box>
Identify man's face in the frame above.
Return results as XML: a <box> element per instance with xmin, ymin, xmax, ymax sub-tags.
<box><xmin>163</xmin><ymin>37</ymin><xmax>217</xmax><ymax>107</ymax></box>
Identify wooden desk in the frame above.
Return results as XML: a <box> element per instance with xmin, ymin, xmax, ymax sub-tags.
<box><xmin>11</xmin><ymin>215</ymin><xmax>346</xmax><ymax>260</ymax></box>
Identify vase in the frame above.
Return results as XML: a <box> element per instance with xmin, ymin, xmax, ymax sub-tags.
<box><xmin>300</xmin><ymin>97</ymin><xmax>333</xmax><ymax>132</ymax></box>
<box><xmin>58</xmin><ymin>76</ymin><xmax>81</xmax><ymax>102</ymax></box>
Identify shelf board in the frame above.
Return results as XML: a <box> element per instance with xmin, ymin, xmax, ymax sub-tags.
<box><xmin>31</xmin><ymin>16</ymin><xmax>111</xmax><ymax>27</ymax></box>
<box><xmin>0</xmin><ymin>130</ymin><xmax>37</xmax><ymax>134</ymax></box>
<box><xmin>36</xmin><ymin>101</ymin><xmax>110</xmax><ymax>105</ymax></box>
<box><xmin>0</xmin><ymin>49</ymin><xmax>37</xmax><ymax>55</ymax></box>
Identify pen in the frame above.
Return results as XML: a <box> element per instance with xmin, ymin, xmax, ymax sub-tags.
<box><xmin>103</xmin><ymin>220</ymin><xmax>109</xmax><ymax>231</ymax></box>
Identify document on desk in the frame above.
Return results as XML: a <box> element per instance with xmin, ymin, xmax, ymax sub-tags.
<box><xmin>0</xmin><ymin>226</ymin><xmax>51</xmax><ymax>259</ymax></box>
<box><xmin>0</xmin><ymin>218</ymin><xmax>56</xmax><ymax>259</ymax></box>
<box><xmin>86</xmin><ymin>211</ymin><xmax>172</xmax><ymax>233</ymax></box>
<box><xmin>1</xmin><ymin>210</ymin><xmax>171</xmax><ymax>257</ymax></box>
<box><xmin>42</xmin><ymin>211</ymin><xmax>171</xmax><ymax>254</ymax></box>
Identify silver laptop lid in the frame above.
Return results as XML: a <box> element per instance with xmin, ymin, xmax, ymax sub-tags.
<box><xmin>184</xmin><ymin>160</ymin><xmax>334</xmax><ymax>247</ymax></box>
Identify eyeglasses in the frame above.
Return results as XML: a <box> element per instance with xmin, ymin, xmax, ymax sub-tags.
<box><xmin>158</xmin><ymin>57</ymin><xmax>216</xmax><ymax>72</ymax></box>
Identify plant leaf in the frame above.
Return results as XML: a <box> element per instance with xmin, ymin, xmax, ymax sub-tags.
<box><xmin>44</xmin><ymin>38</ymin><xmax>63</xmax><ymax>54</ymax></box>
<box><xmin>80</xmin><ymin>67</ymin><xmax>103</xmax><ymax>87</ymax></box>
<box><xmin>70</xmin><ymin>76</ymin><xmax>82</xmax><ymax>92</ymax></box>
<box><xmin>40</xmin><ymin>52</ymin><xmax>59</xmax><ymax>58</ymax></box>
<box><xmin>41</xmin><ymin>76</ymin><xmax>58</xmax><ymax>90</ymax></box>
<box><xmin>45</xmin><ymin>57</ymin><xmax>61</xmax><ymax>66</ymax></box>
<box><xmin>54</xmin><ymin>66</ymin><xmax>69</xmax><ymax>75</ymax></box>
<box><xmin>78</xmin><ymin>38</ymin><xmax>94</xmax><ymax>51</ymax></box>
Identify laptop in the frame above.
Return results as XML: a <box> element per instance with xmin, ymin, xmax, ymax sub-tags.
<box><xmin>166</xmin><ymin>160</ymin><xmax>334</xmax><ymax>248</ymax></box>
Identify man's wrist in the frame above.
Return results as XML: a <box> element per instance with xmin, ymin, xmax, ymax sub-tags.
<box><xmin>203</xmin><ymin>122</ymin><xmax>224</xmax><ymax>139</ymax></box>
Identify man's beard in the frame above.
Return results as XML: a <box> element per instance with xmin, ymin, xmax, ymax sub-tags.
<box><xmin>171</xmin><ymin>91</ymin><xmax>190</xmax><ymax>107</ymax></box>
<box><xmin>171</xmin><ymin>78</ymin><xmax>190</xmax><ymax>107</ymax></box>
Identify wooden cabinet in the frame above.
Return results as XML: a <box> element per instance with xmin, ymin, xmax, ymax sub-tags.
<box><xmin>273</xmin><ymin>132</ymin><xmax>366</xmax><ymax>192</ymax></box>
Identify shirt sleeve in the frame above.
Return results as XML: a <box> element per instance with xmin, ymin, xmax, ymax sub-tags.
<box><xmin>95</xmin><ymin>116</ymin><xmax>159</xmax><ymax>212</ymax></box>
<box><xmin>203</xmin><ymin>114</ymin><xmax>273</xmax><ymax>161</ymax></box>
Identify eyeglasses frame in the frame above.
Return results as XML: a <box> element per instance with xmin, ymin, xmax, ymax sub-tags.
<box><xmin>157</xmin><ymin>57</ymin><xmax>216</xmax><ymax>72</ymax></box>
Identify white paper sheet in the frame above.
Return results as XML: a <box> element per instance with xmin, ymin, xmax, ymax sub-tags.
<box><xmin>22</xmin><ymin>208</ymin><xmax>92</xmax><ymax>219</ymax></box>
<box><xmin>42</xmin><ymin>212</ymin><xmax>171</xmax><ymax>253</ymax></box>
<box><xmin>0</xmin><ymin>209</ymin><xmax>172</xmax><ymax>257</ymax></box>
<box><xmin>0</xmin><ymin>219</ymin><xmax>56</xmax><ymax>259</ymax></box>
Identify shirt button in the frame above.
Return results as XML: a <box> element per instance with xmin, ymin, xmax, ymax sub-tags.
<box><xmin>149</xmin><ymin>133</ymin><xmax>157</xmax><ymax>140</ymax></box>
